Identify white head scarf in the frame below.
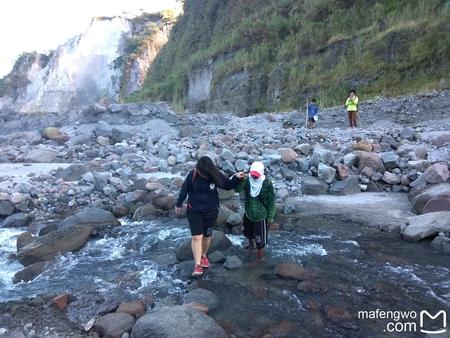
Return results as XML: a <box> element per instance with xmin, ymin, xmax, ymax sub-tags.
<box><xmin>249</xmin><ymin>161</ymin><xmax>265</xmax><ymax>197</ymax></box>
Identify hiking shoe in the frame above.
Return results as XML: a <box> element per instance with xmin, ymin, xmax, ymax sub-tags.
<box><xmin>192</xmin><ymin>264</ymin><xmax>203</xmax><ymax>276</ymax></box>
<box><xmin>200</xmin><ymin>256</ymin><xmax>210</xmax><ymax>268</ymax></box>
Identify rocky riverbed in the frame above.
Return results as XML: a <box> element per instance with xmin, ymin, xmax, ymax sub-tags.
<box><xmin>0</xmin><ymin>91</ymin><xmax>449</xmax><ymax>337</ymax></box>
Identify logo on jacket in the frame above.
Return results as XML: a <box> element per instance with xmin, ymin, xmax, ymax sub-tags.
<box><xmin>209</xmin><ymin>183</ymin><xmax>216</xmax><ymax>190</ymax></box>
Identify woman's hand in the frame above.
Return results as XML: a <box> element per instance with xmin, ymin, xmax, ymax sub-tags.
<box><xmin>236</xmin><ymin>172</ymin><xmax>246</xmax><ymax>179</ymax></box>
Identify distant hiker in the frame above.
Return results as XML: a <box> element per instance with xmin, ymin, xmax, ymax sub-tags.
<box><xmin>235</xmin><ymin>161</ymin><xmax>276</xmax><ymax>261</ymax></box>
<box><xmin>345</xmin><ymin>89</ymin><xmax>359</xmax><ymax>128</ymax></box>
<box><xmin>307</xmin><ymin>98</ymin><xmax>319</xmax><ymax>129</ymax></box>
<box><xmin>175</xmin><ymin>156</ymin><xmax>244</xmax><ymax>276</ymax></box>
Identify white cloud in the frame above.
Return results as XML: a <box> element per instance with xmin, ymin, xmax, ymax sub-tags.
<box><xmin>0</xmin><ymin>0</ymin><xmax>179</xmax><ymax>77</ymax></box>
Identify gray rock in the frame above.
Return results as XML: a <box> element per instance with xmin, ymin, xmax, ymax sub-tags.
<box><xmin>223</xmin><ymin>255</ymin><xmax>243</xmax><ymax>269</ymax></box>
<box><xmin>430</xmin><ymin>235</ymin><xmax>450</xmax><ymax>254</ymax></box>
<box><xmin>280</xmin><ymin>167</ymin><xmax>296</xmax><ymax>181</ymax></box>
<box><xmin>276</xmin><ymin>188</ymin><xmax>290</xmax><ymax>199</ymax></box>
<box><xmin>13</xmin><ymin>261</ymin><xmax>52</xmax><ymax>284</ymax></box>
<box><xmin>0</xmin><ymin>200</ymin><xmax>15</xmax><ymax>216</ymax></box>
<box><xmin>208</xmin><ymin>250</ymin><xmax>226</xmax><ymax>263</ymax></box>
<box><xmin>410</xmin><ymin>183</ymin><xmax>450</xmax><ymax>214</ymax></box>
<box><xmin>311</xmin><ymin>147</ymin><xmax>334</xmax><ymax>167</ymax></box>
<box><xmin>317</xmin><ymin>163</ymin><xmax>336</xmax><ymax>183</ymax></box>
<box><xmin>279</xmin><ymin>148</ymin><xmax>298</xmax><ymax>163</ymax></box>
<box><xmin>382</xmin><ymin>172</ymin><xmax>400</xmax><ymax>185</ymax></box>
<box><xmin>329</xmin><ymin>176</ymin><xmax>361</xmax><ymax>195</ymax></box>
<box><xmin>380</xmin><ymin>151</ymin><xmax>399</xmax><ymax>170</ymax></box>
<box><xmin>183</xmin><ymin>288</ymin><xmax>219</xmax><ymax>312</ymax></box>
<box><xmin>296</xmin><ymin>158</ymin><xmax>310</xmax><ymax>173</ymax></box>
<box><xmin>176</xmin><ymin>230</ymin><xmax>231</xmax><ymax>262</ymax></box>
<box><xmin>16</xmin><ymin>231</ymin><xmax>33</xmax><ymax>251</ymax></box>
<box><xmin>131</xmin><ymin>305</ymin><xmax>227</xmax><ymax>338</ymax></box>
<box><xmin>17</xmin><ymin>224</ymin><xmax>92</xmax><ymax>266</ymax></box>
<box><xmin>2</xmin><ymin>213</ymin><xmax>29</xmax><ymax>228</ymax></box>
<box><xmin>94</xmin><ymin>121</ymin><xmax>113</xmax><ymax>137</ymax></box>
<box><xmin>400</xmin><ymin>126</ymin><xmax>415</xmax><ymax>140</ymax></box>
<box><xmin>25</xmin><ymin>149</ymin><xmax>58</xmax><ymax>163</ymax></box>
<box><xmin>59</xmin><ymin>207</ymin><xmax>121</xmax><ymax>231</ymax></box>
<box><xmin>94</xmin><ymin>312</ymin><xmax>135</xmax><ymax>338</ymax></box>
<box><xmin>283</xmin><ymin>193</ymin><xmax>414</xmax><ymax>232</ymax></box>
<box><xmin>221</xmin><ymin>149</ymin><xmax>235</xmax><ymax>162</ymax></box>
<box><xmin>407</xmin><ymin>160</ymin><xmax>430</xmax><ymax>172</ymax></box>
<box><xmin>55</xmin><ymin>164</ymin><xmax>88</xmax><ymax>181</ymax></box>
<box><xmin>428</xmin><ymin>149</ymin><xmax>450</xmax><ymax>163</ymax></box>
<box><xmin>422</xmin><ymin>163</ymin><xmax>449</xmax><ymax>184</ymax></box>
<box><xmin>343</xmin><ymin>153</ymin><xmax>357</xmax><ymax>167</ymax></box>
<box><xmin>234</xmin><ymin>159</ymin><xmax>248</xmax><ymax>172</ymax></box>
<box><xmin>296</xmin><ymin>143</ymin><xmax>311</xmax><ymax>156</ymax></box>
<box><xmin>301</xmin><ymin>176</ymin><xmax>328</xmax><ymax>195</ymax></box>
<box><xmin>221</xmin><ymin>160</ymin><xmax>236</xmax><ymax>174</ymax></box>
<box><xmin>402</xmin><ymin>211</ymin><xmax>450</xmax><ymax>241</ymax></box>
<box><xmin>226</xmin><ymin>213</ymin><xmax>242</xmax><ymax>226</ymax></box>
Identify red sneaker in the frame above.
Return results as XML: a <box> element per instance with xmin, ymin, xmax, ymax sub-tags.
<box><xmin>200</xmin><ymin>256</ymin><xmax>210</xmax><ymax>268</ymax></box>
<box><xmin>192</xmin><ymin>264</ymin><xmax>203</xmax><ymax>276</ymax></box>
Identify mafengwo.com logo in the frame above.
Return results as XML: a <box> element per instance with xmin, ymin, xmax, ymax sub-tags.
<box><xmin>358</xmin><ymin>309</ymin><xmax>447</xmax><ymax>334</ymax></box>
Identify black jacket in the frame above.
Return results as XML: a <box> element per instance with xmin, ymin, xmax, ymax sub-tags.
<box><xmin>176</xmin><ymin>169</ymin><xmax>240</xmax><ymax>211</ymax></box>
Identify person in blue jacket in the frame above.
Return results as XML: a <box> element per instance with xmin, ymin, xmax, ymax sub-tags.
<box><xmin>176</xmin><ymin>156</ymin><xmax>244</xmax><ymax>276</ymax></box>
<box><xmin>307</xmin><ymin>98</ymin><xmax>319</xmax><ymax>129</ymax></box>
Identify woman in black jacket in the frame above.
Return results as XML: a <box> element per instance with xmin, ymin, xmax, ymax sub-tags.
<box><xmin>176</xmin><ymin>156</ymin><xmax>244</xmax><ymax>276</ymax></box>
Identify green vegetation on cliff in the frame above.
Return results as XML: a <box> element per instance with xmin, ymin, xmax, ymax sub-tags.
<box><xmin>128</xmin><ymin>0</ymin><xmax>450</xmax><ymax>112</ymax></box>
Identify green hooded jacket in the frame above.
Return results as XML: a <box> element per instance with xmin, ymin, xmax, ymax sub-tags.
<box><xmin>235</xmin><ymin>177</ymin><xmax>276</xmax><ymax>222</ymax></box>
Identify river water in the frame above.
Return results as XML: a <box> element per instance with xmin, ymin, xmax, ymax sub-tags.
<box><xmin>0</xmin><ymin>218</ymin><xmax>449</xmax><ymax>337</ymax></box>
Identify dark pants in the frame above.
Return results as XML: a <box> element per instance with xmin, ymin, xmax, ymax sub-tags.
<box><xmin>348</xmin><ymin>111</ymin><xmax>358</xmax><ymax>128</ymax></box>
<box><xmin>243</xmin><ymin>215</ymin><xmax>268</xmax><ymax>249</ymax></box>
<box><xmin>187</xmin><ymin>208</ymin><xmax>218</xmax><ymax>237</ymax></box>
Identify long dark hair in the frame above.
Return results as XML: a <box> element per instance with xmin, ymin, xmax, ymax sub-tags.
<box><xmin>196</xmin><ymin>156</ymin><xmax>224</xmax><ymax>185</ymax></box>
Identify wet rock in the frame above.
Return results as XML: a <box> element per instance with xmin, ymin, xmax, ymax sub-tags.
<box><xmin>59</xmin><ymin>207</ymin><xmax>120</xmax><ymax>231</ymax></box>
<box><xmin>297</xmin><ymin>281</ymin><xmax>328</xmax><ymax>294</ymax></box>
<box><xmin>2</xmin><ymin>213</ymin><xmax>30</xmax><ymax>228</ymax></box>
<box><xmin>16</xmin><ymin>231</ymin><xmax>33</xmax><ymax>251</ymax></box>
<box><xmin>0</xmin><ymin>200</ymin><xmax>15</xmax><ymax>216</ymax></box>
<box><xmin>113</xmin><ymin>204</ymin><xmax>130</xmax><ymax>217</ymax></box>
<box><xmin>274</xmin><ymin>262</ymin><xmax>317</xmax><ymax>280</ymax></box>
<box><xmin>317</xmin><ymin>163</ymin><xmax>336</xmax><ymax>183</ymax></box>
<box><xmin>329</xmin><ymin>176</ymin><xmax>361</xmax><ymax>195</ymax></box>
<box><xmin>430</xmin><ymin>235</ymin><xmax>450</xmax><ymax>254</ymax></box>
<box><xmin>183</xmin><ymin>289</ymin><xmax>219</xmax><ymax>312</ymax></box>
<box><xmin>10</xmin><ymin>193</ymin><xmax>24</xmax><ymax>204</ymax></box>
<box><xmin>94</xmin><ymin>312</ymin><xmax>135</xmax><ymax>338</ymax></box>
<box><xmin>176</xmin><ymin>230</ymin><xmax>231</xmax><ymax>262</ymax></box>
<box><xmin>55</xmin><ymin>164</ymin><xmax>89</xmax><ymax>181</ymax></box>
<box><xmin>279</xmin><ymin>148</ymin><xmax>298</xmax><ymax>163</ymax></box>
<box><xmin>311</xmin><ymin>147</ymin><xmax>334</xmax><ymax>167</ymax></box>
<box><xmin>301</xmin><ymin>176</ymin><xmax>328</xmax><ymax>195</ymax></box>
<box><xmin>422</xmin><ymin>163</ymin><xmax>449</xmax><ymax>184</ymax></box>
<box><xmin>13</xmin><ymin>261</ymin><xmax>52</xmax><ymax>284</ymax></box>
<box><xmin>17</xmin><ymin>224</ymin><xmax>92</xmax><ymax>266</ymax></box>
<box><xmin>402</xmin><ymin>211</ymin><xmax>450</xmax><ymax>241</ymax></box>
<box><xmin>410</xmin><ymin>183</ymin><xmax>450</xmax><ymax>214</ymax></box>
<box><xmin>356</xmin><ymin>151</ymin><xmax>386</xmax><ymax>172</ymax></box>
<box><xmin>51</xmin><ymin>294</ymin><xmax>70</xmax><ymax>310</ymax></box>
<box><xmin>130</xmin><ymin>305</ymin><xmax>228</xmax><ymax>338</ymax></box>
<box><xmin>25</xmin><ymin>148</ymin><xmax>58</xmax><ymax>163</ymax></box>
<box><xmin>151</xmin><ymin>193</ymin><xmax>176</xmax><ymax>211</ymax></box>
<box><xmin>116</xmin><ymin>301</ymin><xmax>145</xmax><ymax>318</ymax></box>
<box><xmin>323</xmin><ymin>305</ymin><xmax>352</xmax><ymax>322</ymax></box>
<box><xmin>133</xmin><ymin>204</ymin><xmax>159</xmax><ymax>221</ymax></box>
<box><xmin>208</xmin><ymin>250</ymin><xmax>226</xmax><ymax>263</ymax></box>
<box><xmin>223</xmin><ymin>255</ymin><xmax>243</xmax><ymax>269</ymax></box>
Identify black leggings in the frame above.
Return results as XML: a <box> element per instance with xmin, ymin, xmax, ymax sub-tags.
<box><xmin>243</xmin><ymin>215</ymin><xmax>268</xmax><ymax>249</ymax></box>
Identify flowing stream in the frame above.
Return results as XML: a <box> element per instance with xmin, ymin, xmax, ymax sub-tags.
<box><xmin>1</xmin><ymin>218</ymin><xmax>449</xmax><ymax>337</ymax></box>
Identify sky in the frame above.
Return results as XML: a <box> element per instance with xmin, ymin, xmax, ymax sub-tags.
<box><xmin>0</xmin><ymin>0</ymin><xmax>179</xmax><ymax>77</ymax></box>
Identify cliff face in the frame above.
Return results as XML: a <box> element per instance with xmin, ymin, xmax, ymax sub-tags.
<box><xmin>131</xmin><ymin>0</ymin><xmax>450</xmax><ymax>114</ymax></box>
<box><xmin>0</xmin><ymin>13</ymin><xmax>169</xmax><ymax>113</ymax></box>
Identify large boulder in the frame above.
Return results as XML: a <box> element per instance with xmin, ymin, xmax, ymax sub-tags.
<box><xmin>59</xmin><ymin>207</ymin><xmax>120</xmax><ymax>231</ymax></box>
<box><xmin>13</xmin><ymin>261</ymin><xmax>53</xmax><ymax>284</ymax></box>
<box><xmin>0</xmin><ymin>200</ymin><xmax>15</xmax><ymax>216</ymax></box>
<box><xmin>1</xmin><ymin>213</ymin><xmax>30</xmax><ymax>228</ymax></box>
<box><xmin>317</xmin><ymin>163</ymin><xmax>336</xmax><ymax>183</ymax></box>
<box><xmin>55</xmin><ymin>164</ymin><xmax>89</xmax><ymax>181</ymax></box>
<box><xmin>283</xmin><ymin>193</ymin><xmax>414</xmax><ymax>232</ymax></box>
<box><xmin>310</xmin><ymin>147</ymin><xmax>334</xmax><ymax>167</ymax></box>
<box><xmin>430</xmin><ymin>235</ymin><xmax>450</xmax><ymax>254</ymax></box>
<box><xmin>17</xmin><ymin>224</ymin><xmax>92</xmax><ymax>266</ymax></box>
<box><xmin>42</xmin><ymin>127</ymin><xmax>69</xmax><ymax>143</ymax></box>
<box><xmin>130</xmin><ymin>305</ymin><xmax>228</xmax><ymax>338</ymax></box>
<box><xmin>422</xmin><ymin>163</ymin><xmax>449</xmax><ymax>184</ymax></box>
<box><xmin>329</xmin><ymin>176</ymin><xmax>361</xmax><ymax>195</ymax></box>
<box><xmin>410</xmin><ymin>183</ymin><xmax>450</xmax><ymax>214</ymax></box>
<box><xmin>25</xmin><ymin>148</ymin><xmax>58</xmax><ymax>163</ymax></box>
<box><xmin>183</xmin><ymin>289</ymin><xmax>219</xmax><ymax>312</ymax></box>
<box><xmin>402</xmin><ymin>211</ymin><xmax>450</xmax><ymax>241</ymax></box>
<box><xmin>300</xmin><ymin>176</ymin><xmax>328</xmax><ymax>195</ymax></box>
<box><xmin>94</xmin><ymin>312</ymin><xmax>135</xmax><ymax>338</ymax></box>
<box><xmin>279</xmin><ymin>148</ymin><xmax>298</xmax><ymax>163</ymax></box>
<box><xmin>356</xmin><ymin>152</ymin><xmax>386</xmax><ymax>173</ymax></box>
<box><xmin>176</xmin><ymin>230</ymin><xmax>231</xmax><ymax>262</ymax></box>
<box><xmin>380</xmin><ymin>151</ymin><xmax>399</xmax><ymax>170</ymax></box>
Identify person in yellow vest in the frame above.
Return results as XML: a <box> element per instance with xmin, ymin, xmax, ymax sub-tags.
<box><xmin>345</xmin><ymin>89</ymin><xmax>359</xmax><ymax>128</ymax></box>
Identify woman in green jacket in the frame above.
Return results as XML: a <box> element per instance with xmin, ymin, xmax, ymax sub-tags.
<box><xmin>235</xmin><ymin>161</ymin><xmax>276</xmax><ymax>261</ymax></box>
<box><xmin>345</xmin><ymin>89</ymin><xmax>359</xmax><ymax>128</ymax></box>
